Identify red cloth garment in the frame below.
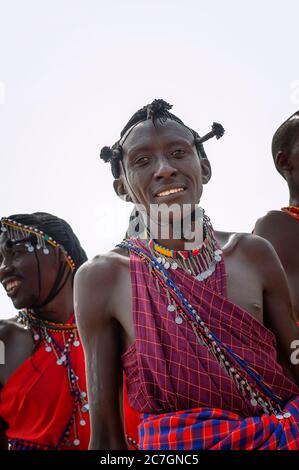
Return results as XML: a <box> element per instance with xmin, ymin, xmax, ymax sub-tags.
<box><xmin>121</xmin><ymin>238</ymin><xmax>299</xmax><ymax>449</ymax></box>
<box><xmin>0</xmin><ymin>316</ymin><xmax>90</xmax><ymax>450</ymax></box>
<box><xmin>123</xmin><ymin>373</ymin><xmax>140</xmax><ymax>449</ymax></box>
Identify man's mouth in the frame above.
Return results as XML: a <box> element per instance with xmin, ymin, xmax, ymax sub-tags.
<box><xmin>2</xmin><ymin>279</ymin><xmax>22</xmax><ymax>297</ymax></box>
<box><xmin>156</xmin><ymin>187</ymin><xmax>186</xmax><ymax>197</ymax></box>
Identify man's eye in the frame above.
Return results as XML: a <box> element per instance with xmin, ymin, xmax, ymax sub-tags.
<box><xmin>135</xmin><ymin>156</ymin><xmax>149</xmax><ymax>164</ymax></box>
<box><xmin>172</xmin><ymin>149</ymin><xmax>185</xmax><ymax>157</ymax></box>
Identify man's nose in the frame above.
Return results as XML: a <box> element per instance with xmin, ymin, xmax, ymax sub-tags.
<box><xmin>154</xmin><ymin>156</ymin><xmax>178</xmax><ymax>179</ymax></box>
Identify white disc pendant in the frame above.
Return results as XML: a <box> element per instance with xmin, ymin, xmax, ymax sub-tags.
<box><xmin>167</xmin><ymin>304</ymin><xmax>175</xmax><ymax>312</ymax></box>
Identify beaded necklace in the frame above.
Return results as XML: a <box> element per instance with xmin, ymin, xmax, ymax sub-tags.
<box><xmin>147</xmin><ymin>214</ymin><xmax>222</xmax><ymax>281</ymax></box>
<box><xmin>282</xmin><ymin>206</ymin><xmax>299</xmax><ymax>221</ymax></box>
<box><xmin>16</xmin><ymin>310</ymin><xmax>89</xmax><ymax>448</ymax></box>
<box><xmin>118</xmin><ymin>238</ymin><xmax>291</xmax><ymax>420</ymax></box>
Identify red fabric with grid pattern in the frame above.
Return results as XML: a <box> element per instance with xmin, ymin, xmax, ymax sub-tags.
<box><xmin>139</xmin><ymin>397</ymin><xmax>299</xmax><ymax>450</ymax></box>
<box><xmin>122</xmin><ymin>239</ymin><xmax>299</xmax><ymax>418</ymax></box>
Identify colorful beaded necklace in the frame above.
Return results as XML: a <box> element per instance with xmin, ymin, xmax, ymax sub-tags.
<box><xmin>16</xmin><ymin>309</ymin><xmax>89</xmax><ymax>448</ymax></box>
<box><xmin>282</xmin><ymin>206</ymin><xmax>299</xmax><ymax>222</ymax></box>
<box><xmin>147</xmin><ymin>214</ymin><xmax>222</xmax><ymax>281</ymax></box>
<box><xmin>118</xmin><ymin>237</ymin><xmax>290</xmax><ymax>420</ymax></box>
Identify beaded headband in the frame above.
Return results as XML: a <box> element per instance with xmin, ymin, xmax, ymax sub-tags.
<box><xmin>0</xmin><ymin>218</ymin><xmax>76</xmax><ymax>273</ymax></box>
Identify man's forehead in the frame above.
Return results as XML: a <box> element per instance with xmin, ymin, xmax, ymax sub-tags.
<box><xmin>123</xmin><ymin>119</ymin><xmax>194</xmax><ymax>152</ymax></box>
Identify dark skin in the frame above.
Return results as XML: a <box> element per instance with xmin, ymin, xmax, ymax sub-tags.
<box><xmin>254</xmin><ymin>130</ymin><xmax>299</xmax><ymax>320</ymax></box>
<box><xmin>75</xmin><ymin>119</ymin><xmax>299</xmax><ymax>450</ymax></box>
<box><xmin>0</xmin><ymin>235</ymin><xmax>74</xmax><ymax>449</ymax></box>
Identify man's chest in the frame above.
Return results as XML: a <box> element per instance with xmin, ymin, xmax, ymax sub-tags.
<box><xmin>223</xmin><ymin>251</ymin><xmax>264</xmax><ymax>323</ymax></box>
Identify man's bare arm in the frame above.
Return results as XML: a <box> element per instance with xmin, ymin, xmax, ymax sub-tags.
<box><xmin>74</xmin><ymin>256</ymin><xmax>127</xmax><ymax>450</ymax></box>
<box><xmin>258</xmin><ymin>237</ymin><xmax>299</xmax><ymax>385</ymax></box>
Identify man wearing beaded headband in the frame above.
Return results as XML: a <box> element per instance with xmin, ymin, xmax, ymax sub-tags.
<box><xmin>0</xmin><ymin>212</ymin><xmax>90</xmax><ymax>450</ymax></box>
<box><xmin>254</xmin><ymin>111</ymin><xmax>299</xmax><ymax>324</ymax></box>
<box><xmin>76</xmin><ymin>99</ymin><xmax>299</xmax><ymax>450</ymax></box>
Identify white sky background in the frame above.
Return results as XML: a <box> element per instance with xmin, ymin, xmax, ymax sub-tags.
<box><xmin>0</xmin><ymin>0</ymin><xmax>299</xmax><ymax>319</ymax></box>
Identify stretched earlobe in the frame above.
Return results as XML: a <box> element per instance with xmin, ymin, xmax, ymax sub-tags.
<box><xmin>113</xmin><ymin>180</ymin><xmax>133</xmax><ymax>202</ymax></box>
<box><xmin>200</xmin><ymin>160</ymin><xmax>212</xmax><ymax>184</ymax></box>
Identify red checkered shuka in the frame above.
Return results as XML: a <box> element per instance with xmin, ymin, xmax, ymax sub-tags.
<box><xmin>139</xmin><ymin>397</ymin><xmax>299</xmax><ymax>450</ymax></box>
<box><xmin>121</xmin><ymin>238</ymin><xmax>299</xmax><ymax>450</ymax></box>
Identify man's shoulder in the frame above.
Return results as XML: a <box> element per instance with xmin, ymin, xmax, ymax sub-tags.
<box><xmin>0</xmin><ymin>318</ymin><xmax>19</xmax><ymax>343</ymax></box>
<box><xmin>75</xmin><ymin>248</ymin><xmax>129</xmax><ymax>289</ymax></box>
<box><xmin>236</xmin><ymin>232</ymin><xmax>277</xmax><ymax>255</ymax></box>
<box><xmin>217</xmin><ymin>230</ymin><xmax>272</xmax><ymax>253</ymax></box>
<box><xmin>233</xmin><ymin>233</ymin><xmax>285</xmax><ymax>283</ymax></box>
<box><xmin>218</xmin><ymin>230</ymin><xmax>278</xmax><ymax>262</ymax></box>
<box><xmin>254</xmin><ymin>210</ymin><xmax>292</xmax><ymax>232</ymax></box>
<box><xmin>74</xmin><ymin>248</ymin><xmax>130</xmax><ymax>326</ymax></box>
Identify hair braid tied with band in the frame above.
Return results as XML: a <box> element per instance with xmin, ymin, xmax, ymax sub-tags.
<box><xmin>99</xmin><ymin>98</ymin><xmax>225</xmax><ymax>179</ymax></box>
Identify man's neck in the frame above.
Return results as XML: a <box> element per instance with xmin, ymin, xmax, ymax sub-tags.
<box><xmin>32</xmin><ymin>282</ymin><xmax>74</xmax><ymax>324</ymax></box>
<box><xmin>150</xmin><ymin>220</ymin><xmax>204</xmax><ymax>251</ymax></box>
<box><xmin>289</xmin><ymin>186</ymin><xmax>299</xmax><ymax>207</ymax></box>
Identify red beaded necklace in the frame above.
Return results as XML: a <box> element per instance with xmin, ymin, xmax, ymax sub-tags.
<box><xmin>281</xmin><ymin>206</ymin><xmax>299</xmax><ymax>221</ymax></box>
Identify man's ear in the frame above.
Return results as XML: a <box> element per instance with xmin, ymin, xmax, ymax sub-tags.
<box><xmin>275</xmin><ymin>151</ymin><xmax>292</xmax><ymax>177</ymax></box>
<box><xmin>113</xmin><ymin>179</ymin><xmax>133</xmax><ymax>202</ymax></box>
<box><xmin>200</xmin><ymin>159</ymin><xmax>212</xmax><ymax>184</ymax></box>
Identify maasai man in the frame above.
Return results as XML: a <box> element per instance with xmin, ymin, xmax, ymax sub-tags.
<box><xmin>0</xmin><ymin>213</ymin><xmax>90</xmax><ymax>450</ymax></box>
<box><xmin>75</xmin><ymin>100</ymin><xmax>299</xmax><ymax>450</ymax></box>
<box><xmin>254</xmin><ymin>111</ymin><xmax>299</xmax><ymax>324</ymax></box>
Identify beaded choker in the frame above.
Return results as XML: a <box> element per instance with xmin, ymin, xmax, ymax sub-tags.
<box><xmin>282</xmin><ymin>206</ymin><xmax>299</xmax><ymax>221</ymax></box>
<box><xmin>17</xmin><ymin>310</ymin><xmax>78</xmax><ymax>332</ymax></box>
<box><xmin>147</xmin><ymin>214</ymin><xmax>222</xmax><ymax>281</ymax></box>
<box><xmin>17</xmin><ymin>309</ymin><xmax>89</xmax><ymax>448</ymax></box>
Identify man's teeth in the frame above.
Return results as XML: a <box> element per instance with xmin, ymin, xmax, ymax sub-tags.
<box><xmin>157</xmin><ymin>188</ymin><xmax>184</xmax><ymax>197</ymax></box>
<box><xmin>6</xmin><ymin>280</ymin><xmax>20</xmax><ymax>292</ymax></box>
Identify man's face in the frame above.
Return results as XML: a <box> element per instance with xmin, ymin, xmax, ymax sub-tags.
<box><xmin>0</xmin><ymin>233</ymin><xmax>61</xmax><ymax>310</ymax></box>
<box><xmin>121</xmin><ymin>119</ymin><xmax>210</xmax><ymax>215</ymax></box>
